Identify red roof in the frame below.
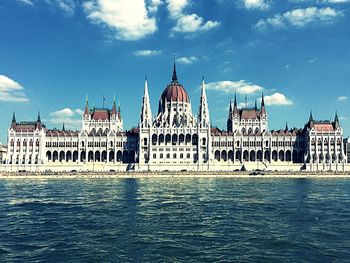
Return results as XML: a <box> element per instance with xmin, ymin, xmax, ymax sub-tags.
<box><xmin>239</xmin><ymin>109</ymin><xmax>260</xmax><ymax>120</ymax></box>
<box><xmin>161</xmin><ymin>83</ymin><xmax>189</xmax><ymax>103</ymax></box>
<box><xmin>91</xmin><ymin>109</ymin><xmax>110</xmax><ymax>120</ymax></box>
<box><xmin>314</xmin><ymin>123</ymin><xmax>334</xmax><ymax>132</ymax></box>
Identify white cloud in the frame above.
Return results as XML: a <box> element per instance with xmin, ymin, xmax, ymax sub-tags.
<box><xmin>50</xmin><ymin>108</ymin><xmax>82</xmax><ymax>130</ymax></box>
<box><xmin>255</xmin><ymin>7</ymin><xmax>341</xmax><ymax>30</ymax></box>
<box><xmin>167</xmin><ymin>0</ymin><xmax>189</xmax><ymax>18</ymax></box>
<box><xmin>172</xmin><ymin>14</ymin><xmax>220</xmax><ymax>33</ymax></box>
<box><xmin>166</xmin><ymin>0</ymin><xmax>220</xmax><ymax>34</ymax></box>
<box><xmin>241</xmin><ymin>0</ymin><xmax>270</xmax><ymax>10</ymax></box>
<box><xmin>83</xmin><ymin>0</ymin><xmax>158</xmax><ymax>41</ymax></box>
<box><xmin>337</xmin><ymin>96</ymin><xmax>348</xmax><ymax>101</ymax></box>
<box><xmin>264</xmin><ymin>93</ymin><xmax>293</xmax><ymax>105</ymax></box>
<box><xmin>16</xmin><ymin>0</ymin><xmax>34</xmax><ymax>6</ymax></box>
<box><xmin>17</xmin><ymin>0</ymin><xmax>76</xmax><ymax>14</ymax></box>
<box><xmin>0</xmin><ymin>75</ymin><xmax>29</xmax><ymax>102</ymax></box>
<box><xmin>205</xmin><ymin>80</ymin><xmax>264</xmax><ymax>94</ymax></box>
<box><xmin>290</xmin><ymin>0</ymin><xmax>350</xmax><ymax>3</ymax></box>
<box><xmin>176</xmin><ymin>56</ymin><xmax>197</xmax><ymax>64</ymax></box>
<box><xmin>54</xmin><ymin>0</ymin><xmax>75</xmax><ymax>15</ymax></box>
<box><xmin>133</xmin><ymin>49</ymin><xmax>162</xmax><ymax>56</ymax></box>
<box><xmin>148</xmin><ymin>0</ymin><xmax>163</xmax><ymax>13</ymax></box>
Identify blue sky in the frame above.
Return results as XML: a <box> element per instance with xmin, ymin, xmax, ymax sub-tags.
<box><xmin>0</xmin><ymin>0</ymin><xmax>350</xmax><ymax>143</ymax></box>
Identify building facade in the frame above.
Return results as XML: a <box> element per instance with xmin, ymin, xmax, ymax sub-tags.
<box><xmin>2</xmin><ymin>64</ymin><xmax>349</xmax><ymax>172</ymax></box>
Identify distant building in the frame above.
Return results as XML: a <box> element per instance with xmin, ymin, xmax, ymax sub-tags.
<box><xmin>0</xmin><ymin>144</ymin><xmax>7</xmax><ymax>164</ymax></box>
<box><xmin>346</xmin><ymin>138</ymin><xmax>350</xmax><ymax>163</ymax></box>
<box><xmin>1</xmin><ymin>63</ymin><xmax>348</xmax><ymax>172</ymax></box>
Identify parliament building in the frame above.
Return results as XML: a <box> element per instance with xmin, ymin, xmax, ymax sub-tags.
<box><xmin>2</xmin><ymin>64</ymin><xmax>349</xmax><ymax>172</ymax></box>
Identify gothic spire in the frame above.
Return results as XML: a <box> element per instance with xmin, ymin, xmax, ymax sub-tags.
<box><xmin>285</xmin><ymin>121</ymin><xmax>289</xmax><ymax>131</ymax></box>
<box><xmin>62</xmin><ymin>123</ymin><xmax>65</xmax><ymax>131</ymax></box>
<box><xmin>261</xmin><ymin>92</ymin><xmax>266</xmax><ymax>115</ymax></box>
<box><xmin>198</xmin><ymin>77</ymin><xmax>210</xmax><ymax>128</ymax></box>
<box><xmin>172</xmin><ymin>60</ymin><xmax>178</xmax><ymax>83</ymax></box>
<box><xmin>37</xmin><ymin>111</ymin><xmax>41</xmax><ymax>122</ymax></box>
<box><xmin>11</xmin><ymin>112</ymin><xmax>16</xmax><ymax>129</ymax></box>
<box><xmin>140</xmin><ymin>77</ymin><xmax>152</xmax><ymax>128</ymax></box>
<box><xmin>309</xmin><ymin>110</ymin><xmax>313</xmax><ymax>122</ymax></box>
<box><xmin>112</xmin><ymin>94</ymin><xmax>117</xmax><ymax>116</ymax></box>
<box><xmin>84</xmin><ymin>95</ymin><xmax>89</xmax><ymax>116</ymax></box>
<box><xmin>233</xmin><ymin>92</ymin><xmax>238</xmax><ymax>115</ymax></box>
<box><xmin>334</xmin><ymin>110</ymin><xmax>339</xmax><ymax>128</ymax></box>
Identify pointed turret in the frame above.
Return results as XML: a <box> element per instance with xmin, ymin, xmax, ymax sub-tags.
<box><xmin>308</xmin><ymin>110</ymin><xmax>314</xmax><ymax>128</ymax></box>
<box><xmin>11</xmin><ymin>112</ymin><xmax>16</xmax><ymax>129</ymax></box>
<box><xmin>334</xmin><ymin>111</ymin><xmax>339</xmax><ymax>129</ymax></box>
<box><xmin>36</xmin><ymin>111</ymin><xmax>42</xmax><ymax>130</ymax></box>
<box><xmin>140</xmin><ymin>77</ymin><xmax>152</xmax><ymax>128</ymax></box>
<box><xmin>198</xmin><ymin>77</ymin><xmax>210</xmax><ymax>128</ymax></box>
<box><xmin>112</xmin><ymin>95</ymin><xmax>117</xmax><ymax>117</ymax></box>
<box><xmin>233</xmin><ymin>92</ymin><xmax>238</xmax><ymax>115</ymax></box>
<box><xmin>172</xmin><ymin>60</ymin><xmax>178</xmax><ymax>83</ymax></box>
<box><xmin>227</xmin><ymin>99</ymin><xmax>233</xmax><ymax>132</ymax></box>
<box><xmin>228</xmin><ymin>98</ymin><xmax>233</xmax><ymax>119</ymax></box>
<box><xmin>261</xmin><ymin>92</ymin><xmax>266</xmax><ymax>116</ymax></box>
<box><xmin>62</xmin><ymin>123</ymin><xmax>65</xmax><ymax>131</ymax></box>
<box><xmin>117</xmin><ymin>99</ymin><xmax>121</xmax><ymax>120</ymax></box>
<box><xmin>285</xmin><ymin>122</ymin><xmax>289</xmax><ymax>132</ymax></box>
<box><xmin>84</xmin><ymin>95</ymin><xmax>89</xmax><ymax>116</ymax></box>
<box><xmin>255</xmin><ymin>99</ymin><xmax>257</xmax><ymax>110</ymax></box>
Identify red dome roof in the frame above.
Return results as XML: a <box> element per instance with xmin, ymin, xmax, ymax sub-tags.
<box><xmin>161</xmin><ymin>83</ymin><xmax>189</xmax><ymax>103</ymax></box>
<box><xmin>160</xmin><ymin>62</ymin><xmax>189</xmax><ymax>103</ymax></box>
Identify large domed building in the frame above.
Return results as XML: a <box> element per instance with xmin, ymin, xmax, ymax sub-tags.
<box><xmin>139</xmin><ymin>62</ymin><xmax>211</xmax><ymax>170</ymax></box>
<box><xmin>3</xmin><ymin>62</ymin><xmax>348</xmax><ymax>172</ymax></box>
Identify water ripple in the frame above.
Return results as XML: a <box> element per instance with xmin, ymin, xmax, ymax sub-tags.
<box><xmin>0</xmin><ymin>178</ymin><xmax>349</xmax><ymax>262</ymax></box>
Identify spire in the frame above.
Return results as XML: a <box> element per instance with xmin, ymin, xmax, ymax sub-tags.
<box><xmin>140</xmin><ymin>77</ymin><xmax>152</xmax><ymax>128</ymax></box>
<box><xmin>112</xmin><ymin>94</ymin><xmax>117</xmax><ymax>116</ymax></box>
<box><xmin>172</xmin><ymin>60</ymin><xmax>178</xmax><ymax>83</ymax></box>
<box><xmin>261</xmin><ymin>92</ymin><xmax>266</xmax><ymax>115</ymax></box>
<box><xmin>309</xmin><ymin>110</ymin><xmax>314</xmax><ymax>128</ymax></box>
<box><xmin>334</xmin><ymin>110</ymin><xmax>339</xmax><ymax>128</ymax></box>
<box><xmin>37</xmin><ymin>111</ymin><xmax>41</xmax><ymax>122</ymax></box>
<box><xmin>84</xmin><ymin>95</ymin><xmax>89</xmax><ymax>116</ymax></box>
<box><xmin>11</xmin><ymin>112</ymin><xmax>16</xmax><ymax>129</ymax></box>
<box><xmin>233</xmin><ymin>92</ymin><xmax>238</xmax><ymax>115</ymax></box>
<box><xmin>228</xmin><ymin>98</ymin><xmax>233</xmax><ymax>117</ymax></box>
<box><xmin>62</xmin><ymin>123</ymin><xmax>65</xmax><ymax>131</ymax></box>
<box><xmin>12</xmin><ymin>112</ymin><xmax>16</xmax><ymax>123</ymax></box>
<box><xmin>285</xmin><ymin>121</ymin><xmax>289</xmax><ymax>131</ymax></box>
<box><xmin>309</xmin><ymin>110</ymin><xmax>313</xmax><ymax>122</ymax></box>
<box><xmin>255</xmin><ymin>99</ymin><xmax>257</xmax><ymax>110</ymax></box>
<box><xmin>198</xmin><ymin>76</ymin><xmax>210</xmax><ymax>128</ymax></box>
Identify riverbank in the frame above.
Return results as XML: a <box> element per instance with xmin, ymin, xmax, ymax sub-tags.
<box><xmin>0</xmin><ymin>171</ymin><xmax>350</xmax><ymax>179</ymax></box>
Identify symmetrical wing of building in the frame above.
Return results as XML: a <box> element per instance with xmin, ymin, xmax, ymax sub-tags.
<box><xmin>2</xmin><ymin>64</ymin><xmax>349</xmax><ymax>172</ymax></box>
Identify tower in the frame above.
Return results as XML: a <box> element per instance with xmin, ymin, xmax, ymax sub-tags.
<box><xmin>198</xmin><ymin>77</ymin><xmax>210</xmax><ymax>128</ymax></box>
<box><xmin>140</xmin><ymin>77</ymin><xmax>152</xmax><ymax>128</ymax></box>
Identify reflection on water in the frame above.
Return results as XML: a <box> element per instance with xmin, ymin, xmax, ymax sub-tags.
<box><xmin>0</xmin><ymin>178</ymin><xmax>349</xmax><ymax>262</ymax></box>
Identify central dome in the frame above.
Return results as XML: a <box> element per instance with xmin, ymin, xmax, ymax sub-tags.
<box><xmin>160</xmin><ymin>63</ymin><xmax>189</xmax><ymax>103</ymax></box>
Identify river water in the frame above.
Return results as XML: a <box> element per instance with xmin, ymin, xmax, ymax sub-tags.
<box><xmin>0</xmin><ymin>178</ymin><xmax>349</xmax><ymax>262</ymax></box>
